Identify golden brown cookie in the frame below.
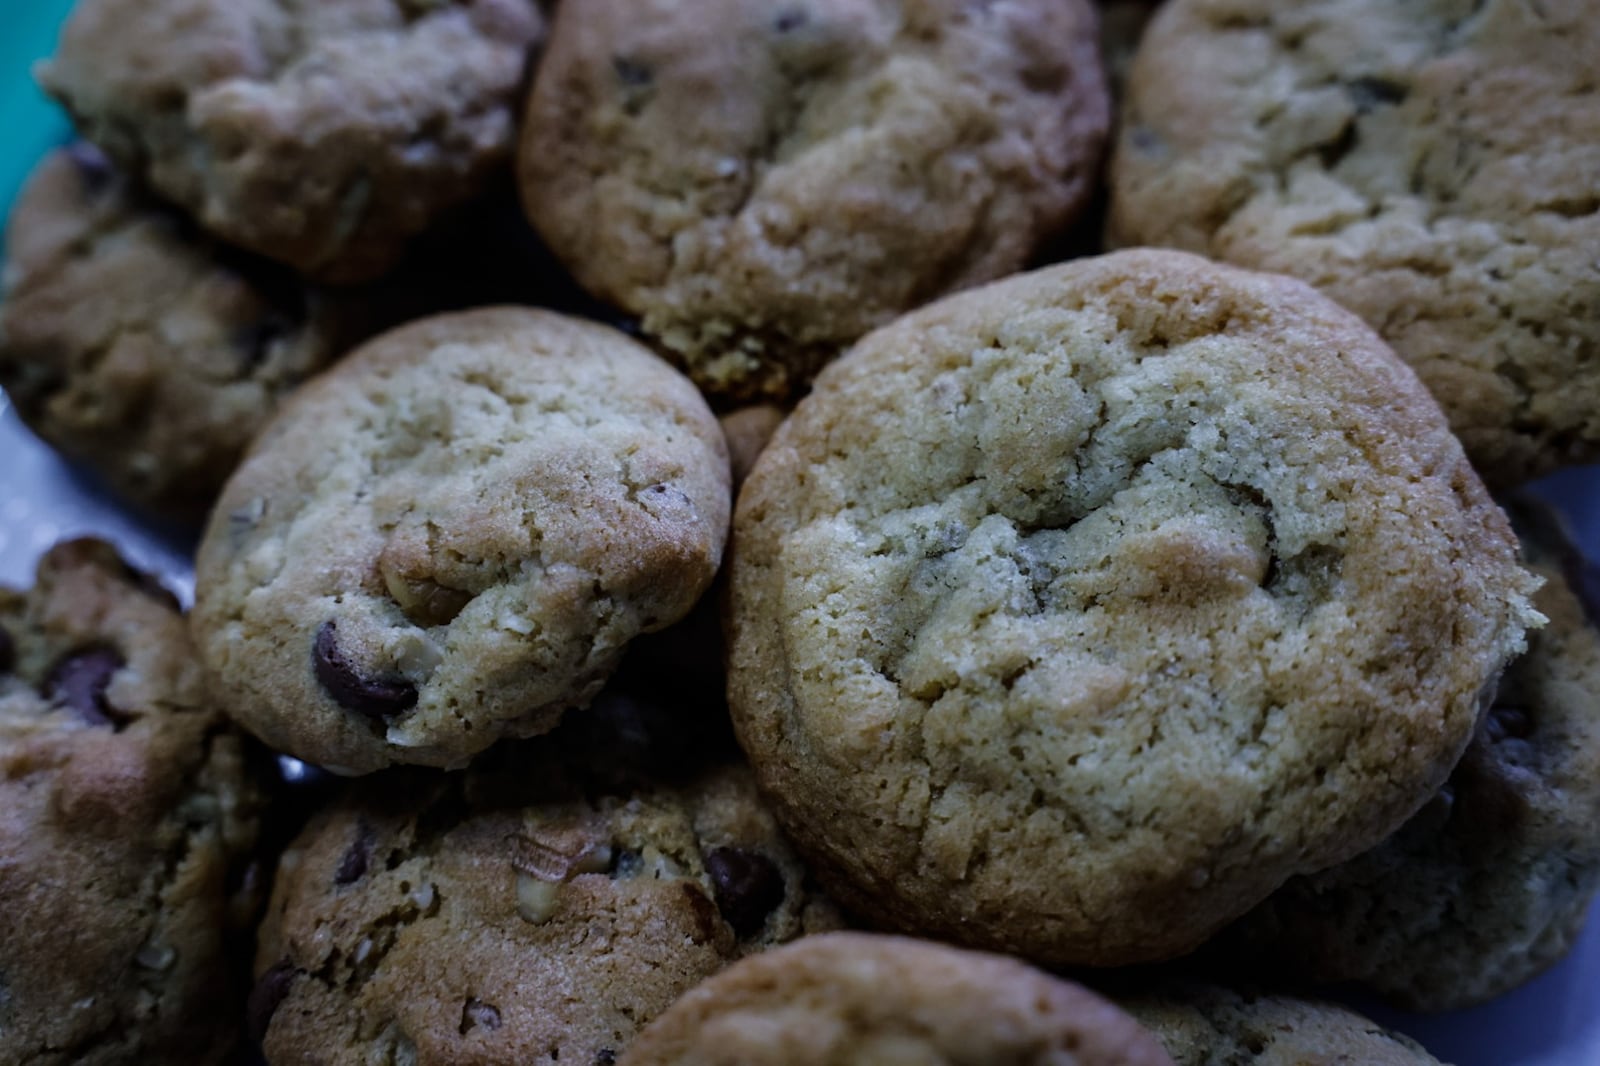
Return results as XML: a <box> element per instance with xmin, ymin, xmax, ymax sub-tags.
<box><xmin>621</xmin><ymin>932</ymin><xmax>1176</xmax><ymax>1066</ymax></box>
<box><xmin>192</xmin><ymin>308</ymin><xmax>730</xmax><ymax>774</ymax></box>
<box><xmin>1108</xmin><ymin>0</ymin><xmax>1600</xmax><ymax>485</ymax></box>
<box><xmin>520</xmin><ymin>0</ymin><xmax>1109</xmax><ymax>399</ymax></box>
<box><xmin>39</xmin><ymin>0</ymin><xmax>546</xmax><ymax>281</ymax></box>
<box><xmin>0</xmin><ymin>539</ymin><xmax>265</xmax><ymax>1065</ymax></box>
<box><xmin>726</xmin><ymin>248</ymin><xmax>1540</xmax><ymax>967</ymax></box>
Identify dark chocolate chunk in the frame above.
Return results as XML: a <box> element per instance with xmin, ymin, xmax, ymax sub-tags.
<box><xmin>1485</xmin><ymin>705</ymin><xmax>1534</xmax><ymax>743</ymax></box>
<box><xmin>312</xmin><ymin>621</ymin><xmax>417</xmax><ymax>718</ymax></box>
<box><xmin>459</xmin><ymin>998</ymin><xmax>503</xmax><ymax>1035</ymax></box>
<box><xmin>704</xmin><ymin>847</ymin><xmax>786</xmax><ymax>938</ymax></box>
<box><xmin>0</xmin><ymin>624</ymin><xmax>13</xmax><ymax>673</ymax></box>
<box><xmin>43</xmin><ymin>646</ymin><xmax>127</xmax><ymax>726</ymax></box>
<box><xmin>247</xmin><ymin>959</ymin><xmax>297</xmax><ymax>1043</ymax></box>
<box><xmin>335</xmin><ymin>823</ymin><xmax>374</xmax><ymax>885</ymax></box>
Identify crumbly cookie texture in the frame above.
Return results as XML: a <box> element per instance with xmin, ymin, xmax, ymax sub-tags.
<box><xmin>1108</xmin><ymin>0</ymin><xmax>1600</xmax><ymax>486</ymax></box>
<box><xmin>620</xmin><ymin>932</ymin><xmax>1177</xmax><ymax>1066</ymax></box>
<box><xmin>252</xmin><ymin>727</ymin><xmax>841</xmax><ymax>1066</ymax></box>
<box><xmin>1120</xmin><ymin>985</ymin><xmax>1443</xmax><ymax>1066</ymax></box>
<box><xmin>39</xmin><ymin>0</ymin><xmax>545</xmax><ymax>282</ymax></box>
<box><xmin>521</xmin><ymin>0</ymin><xmax>1109</xmax><ymax>400</ymax></box>
<box><xmin>1220</xmin><ymin>496</ymin><xmax>1600</xmax><ymax>1010</ymax></box>
<box><xmin>0</xmin><ymin>145</ymin><xmax>365</xmax><ymax>522</ymax></box>
<box><xmin>0</xmin><ymin>539</ymin><xmax>264</xmax><ymax>1066</ymax></box>
<box><xmin>191</xmin><ymin>307</ymin><xmax>731</xmax><ymax>774</ymax></box>
<box><xmin>727</xmin><ymin>248</ymin><xmax>1541</xmax><ymax>967</ymax></box>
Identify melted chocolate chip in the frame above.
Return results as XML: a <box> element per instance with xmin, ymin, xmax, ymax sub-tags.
<box><xmin>0</xmin><ymin>625</ymin><xmax>13</xmax><ymax>673</ymax></box>
<box><xmin>1485</xmin><ymin>705</ymin><xmax>1534</xmax><ymax>743</ymax></box>
<box><xmin>704</xmin><ymin>847</ymin><xmax>786</xmax><ymax>938</ymax></box>
<box><xmin>459</xmin><ymin>998</ymin><xmax>502</xmax><ymax>1035</ymax></box>
<box><xmin>64</xmin><ymin>142</ymin><xmax>114</xmax><ymax>194</ymax></box>
<box><xmin>42</xmin><ymin>646</ymin><xmax>127</xmax><ymax>727</ymax></box>
<box><xmin>680</xmin><ymin>881</ymin><xmax>722</xmax><ymax>943</ymax></box>
<box><xmin>334</xmin><ymin>823</ymin><xmax>374</xmax><ymax>885</ymax></box>
<box><xmin>312</xmin><ymin>621</ymin><xmax>417</xmax><ymax>718</ymax></box>
<box><xmin>247</xmin><ymin>960</ymin><xmax>297</xmax><ymax>1043</ymax></box>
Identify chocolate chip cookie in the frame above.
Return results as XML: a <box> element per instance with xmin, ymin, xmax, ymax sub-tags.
<box><xmin>251</xmin><ymin>718</ymin><xmax>840</xmax><ymax>1066</ymax></box>
<box><xmin>1120</xmin><ymin>984</ymin><xmax>1444</xmax><ymax>1065</ymax></box>
<box><xmin>621</xmin><ymin>932</ymin><xmax>1176</xmax><ymax>1066</ymax></box>
<box><xmin>0</xmin><ymin>539</ymin><xmax>265</xmax><ymax>1065</ymax></box>
<box><xmin>1108</xmin><ymin>0</ymin><xmax>1600</xmax><ymax>485</ymax></box>
<box><xmin>1219</xmin><ymin>496</ymin><xmax>1600</xmax><ymax>1010</ymax></box>
<box><xmin>0</xmin><ymin>144</ymin><xmax>368</xmax><ymax>522</ymax></box>
<box><xmin>192</xmin><ymin>307</ymin><xmax>731</xmax><ymax>774</ymax></box>
<box><xmin>520</xmin><ymin>0</ymin><xmax>1109</xmax><ymax>399</ymax></box>
<box><xmin>726</xmin><ymin>248</ymin><xmax>1541</xmax><ymax>967</ymax></box>
<box><xmin>39</xmin><ymin>0</ymin><xmax>546</xmax><ymax>282</ymax></box>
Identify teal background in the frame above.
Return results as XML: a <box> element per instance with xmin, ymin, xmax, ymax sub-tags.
<box><xmin>1</xmin><ymin>0</ymin><xmax>75</xmax><ymax>248</ymax></box>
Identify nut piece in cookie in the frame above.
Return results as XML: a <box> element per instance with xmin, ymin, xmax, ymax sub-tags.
<box><xmin>192</xmin><ymin>308</ymin><xmax>731</xmax><ymax>774</ymax></box>
<box><xmin>0</xmin><ymin>539</ymin><xmax>266</xmax><ymax>1066</ymax></box>
<box><xmin>1218</xmin><ymin>494</ymin><xmax>1600</xmax><ymax>1010</ymax></box>
<box><xmin>1120</xmin><ymin>983</ymin><xmax>1444</xmax><ymax>1065</ymax></box>
<box><xmin>0</xmin><ymin>145</ymin><xmax>365</xmax><ymax>522</ymax></box>
<box><xmin>521</xmin><ymin>0</ymin><xmax>1109</xmax><ymax>399</ymax></box>
<box><xmin>1108</xmin><ymin>0</ymin><xmax>1600</xmax><ymax>485</ymax></box>
<box><xmin>38</xmin><ymin>0</ymin><xmax>547</xmax><ymax>281</ymax></box>
<box><xmin>252</xmin><ymin>713</ymin><xmax>840</xmax><ymax>1066</ymax></box>
<box><xmin>726</xmin><ymin>248</ymin><xmax>1541</xmax><ymax>967</ymax></box>
<box><xmin>620</xmin><ymin>932</ymin><xmax>1176</xmax><ymax>1065</ymax></box>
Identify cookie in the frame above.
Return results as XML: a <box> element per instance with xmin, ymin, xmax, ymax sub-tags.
<box><xmin>620</xmin><ymin>932</ymin><xmax>1177</xmax><ymax>1066</ymax></box>
<box><xmin>1107</xmin><ymin>0</ymin><xmax>1600</xmax><ymax>485</ymax></box>
<box><xmin>192</xmin><ymin>307</ymin><xmax>731</xmax><ymax>774</ymax></box>
<box><xmin>719</xmin><ymin>404</ymin><xmax>787</xmax><ymax>493</ymax></box>
<box><xmin>251</xmin><ymin>722</ymin><xmax>840</xmax><ymax>1066</ymax></box>
<box><xmin>1120</xmin><ymin>985</ymin><xmax>1443</xmax><ymax>1066</ymax></box>
<box><xmin>1219</xmin><ymin>496</ymin><xmax>1600</xmax><ymax>1010</ymax></box>
<box><xmin>38</xmin><ymin>0</ymin><xmax>546</xmax><ymax>282</ymax></box>
<box><xmin>0</xmin><ymin>144</ymin><xmax>367</xmax><ymax>522</ymax></box>
<box><xmin>0</xmin><ymin>539</ymin><xmax>265</xmax><ymax>1065</ymax></box>
<box><xmin>726</xmin><ymin>248</ymin><xmax>1541</xmax><ymax>967</ymax></box>
<box><xmin>520</xmin><ymin>0</ymin><xmax>1109</xmax><ymax>399</ymax></box>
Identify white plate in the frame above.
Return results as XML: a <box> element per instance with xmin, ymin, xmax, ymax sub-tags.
<box><xmin>2</xmin><ymin>394</ymin><xmax>1597</xmax><ymax>1064</ymax></box>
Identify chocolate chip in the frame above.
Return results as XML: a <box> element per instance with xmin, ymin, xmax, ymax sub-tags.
<box><xmin>774</xmin><ymin>8</ymin><xmax>808</xmax><ymax>31</ymax></box>
<box><xmin>312</xmin><ymin>621</ymin><xmax>417</xmax><ymax>718</ymax></box>
<box><xmin>680</xmin><ymin>881</ymin><xmax>722</xmax><ymax>943</ymax></box>
<box><xmin>64</xmin><ymin>142</ymin><xmax>114</xmax><ymax>194</ymax></box>
<box><xmin>595</xmin><ymin>1051</ymin><xmax>617</xmax><ymax>1066</ymax></box>
<box><xmin>43</xmin><ymin>646</ymin><xmax>126</xmax><ymax>727</ymax></box>
<box><xmin>0</xmin><ymin>625</ymin><xmax>13</xmax><ymax>673</ymax></box>
<box><xmin>612</xmin><ymin>56</ymin><xmax>652</xmax><ymax>87</ymax></box>
<box><xmin>1346</xmin><ymin>76</ymin><xmax>1409</xmax><ymax>112</ymax></box>
<box><xmin>459</xmin><ymin>998</ymin><xmax>502</xmax><ymax>1035</ymax></box>
<box><xmin>247</xmin><ymin>960</ymin><xmax>297</xmax><ymax>1043</ymax></box>
<box><xmin>1485</xmin><ymin>705</ymin><xmax>1534</xmax><ymax>743</ymax></box>
<box><xmin>704</xmin><ymin>847</ymin><xmax>786</xmax><ymax>938</ymax></box>
<box><xmin>335</xmin><ymin>823</ymin><xmax>374</xmax><ymax>885</ymax></box>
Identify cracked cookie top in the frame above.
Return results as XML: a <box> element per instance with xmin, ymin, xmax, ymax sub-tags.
<box><xmin>0</xmin><ymin>539</ymin><xmax>264</xmax><ymax>1066</ymax></box>
<box><xmin>0</xmin><ymin>145</ymin><xmax>367</xmax><ymax>522</ymax></box>
<box><xmin>1120</xmin><ymin>984</ymin><xmax>1443</xmax><ymax>1066</ymax></box>
<box><xmin>191</xmin><ymin>307</ymin><xmax>731</xmax><ymax>774</ymax></box>
<box><xmin>1108</xmin><ymin>0</ymin><xmax>1600</xmax><ymax>485</ymax></box>
<box><xmin>620</xmin><ymin>932</ymin><xmax>1176</xmax><ymax>1066</ymax></box>
<box><xmin>1221</xmin><ymin>495</ymin><xmax>1600</xmax><ymax>1010</ymax></box>
<box><xmin>251</xmin><ymin>713</ymin><xmax>840</xmax><ymax>1066</ymax></box>
<box><xmin>38</xmin><ymin>0</ymin><xmax>546</xmax><ymax>282</ymax></box>
<box><xmin>726</xmin><ymin>249</ymin><xmax>1541</xmax><ymax>967</ymax></box>
<box><xmin>519</xmin><ymin>0</ymin><xmax>1108</xmax><ymax>400</ymax></box>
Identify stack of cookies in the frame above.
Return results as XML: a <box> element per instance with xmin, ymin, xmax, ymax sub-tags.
<box><xmin>1</xmin><ymin>0</ymin><xmax>1596</xmax><ymax>1063</ymax></box>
